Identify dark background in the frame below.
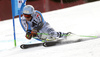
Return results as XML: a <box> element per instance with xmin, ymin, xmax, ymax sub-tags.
<box><xmin>0</xmin><ymin>0</ymin><xmax>98</xmax><ymax>21</ymax></box>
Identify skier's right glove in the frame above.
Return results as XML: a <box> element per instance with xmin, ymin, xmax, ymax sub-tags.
<box><xmin>25</xmin><ymin>30</ymin><xmax>32</xmax><ymax>40</ymax></box>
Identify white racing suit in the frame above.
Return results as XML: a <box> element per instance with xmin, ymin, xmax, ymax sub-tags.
<box><xmin>21</xmin><ymin>10</ymin><xmax>68</xmax><ymax>40</ymax></box>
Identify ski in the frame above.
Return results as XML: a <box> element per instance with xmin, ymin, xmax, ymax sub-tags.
<box><xmin>20</xmin><ymin>32</ymin><xmax>100</xmax><ymax>49</ymax></box>
<box><xmin>20</xmin><ymin>43</ymin><xmax>43</xmax><ymax>49</ymax></box>
<box><xmin>20</xmin><ymin>39</ymin><xmax>82</xmax><ymax>49</ymax></box>
<box><xmin>43</xmin><ymin>40</ymin><xmax>61</xmax><ymax>47</ymax></box>
<box><xmin>20</xmin><ymin>40</ymin><xmax>59</xmax><ymax>49</ymax></box>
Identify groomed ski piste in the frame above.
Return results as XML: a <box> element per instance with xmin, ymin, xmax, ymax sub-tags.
<box><xmin>0</xmin><ymin>1</ymin><xmax>100</xmax><ymax>57</ymax></box>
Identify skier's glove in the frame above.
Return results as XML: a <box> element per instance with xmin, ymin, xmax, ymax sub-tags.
<box><xmin>25</xmin><ymin>30</ymin><xmax>38</xmax><ymax>40</ymax></box>
<box><xmin>31</xmin><ymin>30</ymin><xmax>38</xmax><ymax>37</ymax></box>
<box><xmin>25</xmin><ymin>30</ymin><xmax>32</xmax><ymax>40</ymax></box>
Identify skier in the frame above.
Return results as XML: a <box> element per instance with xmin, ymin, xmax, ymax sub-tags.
<box><xmin>21</xmin><ymin>5</ymin><xmax>71</xmax><ymax>41</ymax></box>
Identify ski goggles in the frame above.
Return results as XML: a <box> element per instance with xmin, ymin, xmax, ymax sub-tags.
<box><xmin>23</xmin><ymin>14</ymin><xmax>31</xmax><ymax>18</ymax></box>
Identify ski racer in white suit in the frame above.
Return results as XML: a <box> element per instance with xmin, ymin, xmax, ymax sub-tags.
<box><xmin>21</xmin><ymin>5</ymin><xmax>70</xmax><ymax>41</ymax></box>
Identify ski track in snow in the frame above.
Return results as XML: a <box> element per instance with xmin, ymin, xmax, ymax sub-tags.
<box><xmin>0</xmin><ymin>1</ymin><xmax>100</xmax><ymax>57</ymax></box>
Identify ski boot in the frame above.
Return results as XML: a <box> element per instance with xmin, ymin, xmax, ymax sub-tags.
<box><xmin>57</xmin><ymin>32</ymin><xmax>72</xmax><ymax>39</ymax></box>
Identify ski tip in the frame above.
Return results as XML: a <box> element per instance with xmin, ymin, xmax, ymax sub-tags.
<box><xmin>20</xmin><ymin>44</ymin><xmax>29</xmax><ymax>49</ymax></box>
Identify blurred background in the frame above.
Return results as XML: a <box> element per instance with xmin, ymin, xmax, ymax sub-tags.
<box><xmin>0</xmin><ymin>0</ymin><xmax>99</xmax><ymax>21</ymax></box>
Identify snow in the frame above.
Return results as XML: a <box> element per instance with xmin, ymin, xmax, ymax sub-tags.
<box><xmin>0</xmin><ymin>1</ymin><xmax>100</xmax><ymax>57</ymax></box>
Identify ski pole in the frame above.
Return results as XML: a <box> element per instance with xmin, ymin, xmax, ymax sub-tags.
<box><xmin>37</xmin><ymin>32</ymin><xmax>99</xmax><ymax>38</ymax></box>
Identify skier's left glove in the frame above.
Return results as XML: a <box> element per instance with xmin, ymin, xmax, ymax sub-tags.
<box><xmin>25</xmin><ymin>30</ymin><xmax>38</xmax><ymax>40</ymax></box>
<box><xmin>31</xmin><ymin>30</ymin><xmax>38</xmax><ymax>37</ymax></box>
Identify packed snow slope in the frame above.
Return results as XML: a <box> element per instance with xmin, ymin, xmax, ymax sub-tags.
<box><xmin>0</xmin><ymin>1</ymin><xmax>100</xmax><ymax>57</ymax></box>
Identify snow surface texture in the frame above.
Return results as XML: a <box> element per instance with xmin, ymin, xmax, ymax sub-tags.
<box><xmin>0</xmin><ymin>1</ymin><xmax>100</xmax><ymax>57</ymax></box>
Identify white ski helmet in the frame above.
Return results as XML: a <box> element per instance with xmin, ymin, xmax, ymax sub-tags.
<box><xmin>23</xmin><ymin>5</ymin><xmax>34</xmax><ymax>15</ymax></box>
